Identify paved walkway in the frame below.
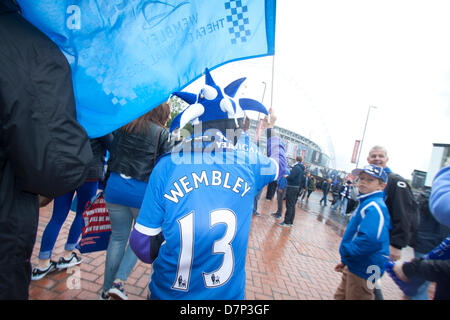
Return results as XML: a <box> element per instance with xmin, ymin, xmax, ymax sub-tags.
<box><xmin>29</xmin><ymin>189</ymin><xmax>422</xmax><ymax>300</ymax></box>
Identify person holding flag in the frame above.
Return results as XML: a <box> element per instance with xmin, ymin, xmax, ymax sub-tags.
<box><xmin>0</xmin><ymin>1</ymin><xmax>93</xmax><ymax>299</ymax></box>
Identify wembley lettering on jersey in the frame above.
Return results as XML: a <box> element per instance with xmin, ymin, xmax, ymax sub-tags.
<box><xmin>164</xmin><ymin>170</ymin><xmax>251</xmax><ymax>203</ymax></box>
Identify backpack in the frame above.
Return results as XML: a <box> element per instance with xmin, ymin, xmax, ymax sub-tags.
<box><xmin>387</xmin><ymin>173</ymin><xmax>420</xmax><ymax>245</ymax></box>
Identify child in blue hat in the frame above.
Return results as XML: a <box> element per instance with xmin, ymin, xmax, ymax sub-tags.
<box><xmin>334</xmin><ymin>164</ymin><xmax>391</xmax><ymax>300</ymax></box>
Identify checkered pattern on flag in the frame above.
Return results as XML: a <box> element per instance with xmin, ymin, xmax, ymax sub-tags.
<box><xmin>16</xmin><ymin>0</ymin><xmax>276</xmax><ymax>138</ymax></box>
<box><xmin>225</xmin><ymin>0</ymin><xmax>252</xmax><ymax>44</ymax></box>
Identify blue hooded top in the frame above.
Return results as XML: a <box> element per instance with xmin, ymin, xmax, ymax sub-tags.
<box><xmin>430</xmin><ymin>165</ymin><xmax>450</xmax><ymax>228</ymax></box>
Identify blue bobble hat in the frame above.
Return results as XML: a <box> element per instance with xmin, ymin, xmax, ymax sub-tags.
<box><xmin>351</xmin><ymin>164</ymin><xmax>388</xmax><ymax>183</ymax></box>
<box><xmin>169</xmin><ymin>68</ymin><xmax>269</xmax><ymax>132</ymax></box>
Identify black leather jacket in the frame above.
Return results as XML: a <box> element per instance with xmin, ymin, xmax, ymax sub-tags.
<box><xmin>108</xmin><ymin>123</ymin><xmax>173</xmax><ymax>182</ymax></box>
<box><xmin>86</xmin><ymin>136</ymin><xmax>111</xmax><ymax>181</ymax></box>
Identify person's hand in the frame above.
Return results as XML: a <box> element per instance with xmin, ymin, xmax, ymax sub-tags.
<box><xmin>334</xmin><ymin>262</ymin><xmax>345</xmax><ymax>273</ymax></box>
<box><xmin>390</xmin><ymin>245</ymin><xmax>402</xmax><ymax>261</ymax></box>
<box><xmin>392</xmin><ymin>261</ymin><xmax>409</xmax><ymax>282</ymax></box>
<box><xmin>263</xmin><ymin>108</ymin><xmax>276</xmax><ymax>129</ymax></box>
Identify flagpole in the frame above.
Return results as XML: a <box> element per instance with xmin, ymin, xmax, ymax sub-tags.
<box><xmin>264</xmin><ymin>55</ymin><xmax>275</xmax><ymax>154</ymax></box>
<box><xmin>258</xmin><ymin>81</ymin><xmax>267</xmax><ymax>121</ymax></box>
<box><xmin>268</xmin><ymin>54</ymin><xmax>276</xmax><ymax>122</ymax></box>
<box><xmin>256</xmin><ymin>81</ymin><xmax>266</xmax><ymax>147</ymax></box>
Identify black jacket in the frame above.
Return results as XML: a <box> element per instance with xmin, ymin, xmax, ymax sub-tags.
<box><xmin>107</xmin><ymin>123</ymin><xmax>173</xmax><ymax>182</ymax></box>
<box><xmin>286</xmin><ymin>162</ymin><xmax>305</xmax><ymax>188</ymax></box>
<box><xmin>0</xmin><ymin>1</ymin><xmax>93</xmax><ymax>298</ymax></box>
<box><xmin>0</xmin><ymin>3</ymin><xmax>93</xmax><ymax>198</ymax></box>
<box><xmin>87</xmin><ymin>136</ymin><xmax>112</xmax><ymax>181</ymax></box>
<box><xmin>321</xmin><ymin>181</ymin><xmax>331</xmax><ymax>194</ymax></box>
<box><xmin>385</xmin><ymin>172</ymin><xmax>420</xmax><ymax>250</ymax></box>
<box><xmin>403</xmin><ymin>258</ymin><xmax>450</xmax><ymax>300</ymax></box>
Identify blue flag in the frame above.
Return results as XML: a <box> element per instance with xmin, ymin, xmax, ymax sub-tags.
<box><xmin>17</xmin><ymin>0</ymin><xmax>276</xmax><ymax>138</ymax></box>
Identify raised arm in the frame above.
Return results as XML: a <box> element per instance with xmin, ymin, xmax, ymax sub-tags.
<box><xmin>264</xmin><ymin>109</ymin><xmax>287</xmax><ymax>179</ymax></box>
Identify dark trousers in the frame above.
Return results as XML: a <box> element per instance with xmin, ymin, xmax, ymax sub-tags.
<box><xmin>374</xmin><ymin>288</ymin><xmax>384</xmax><ymax>300</ymax></box>
<box><xmin>303</xmin><ymin>189</ymin><xmax>314</xmax><ymax>200</ymax></box>
<box><xmin>265</xmin><ymin>180</ymin><xmax>278</xmax><ymax>200</ymax></box>
<box><xmin>253</xmin><ymin>189</ymin><xmax>263</xmax><ymax>214</ymax></box>
<box><xmin>297</xmin><ymin>188</ymin><xmax>304</xmax><ymax>200</ymax></box>
<box><xmin>320</xmin><ymin>191</ymin><xmax>329</xmax><ymax>205</ymax></box>
<box><xmin>275</xmin><ymin>187</ymin><xmax>287</xmax><ymax>215</ymax></box>
<box><xmin>0</xmin><ymin>260</ymin><xmax>32</xmax><ymax>300</ymax></box>
<box><xmin>284</xmin><ymin>186</ymin><xmax>299</xmax><ymax>225</ymax></box>
<box><xmin>0</xmin><ymin>192</ymin><xmax>39</xmax><ymax>300</ymax></box>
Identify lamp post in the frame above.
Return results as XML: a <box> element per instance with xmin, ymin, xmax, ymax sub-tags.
<box><xmin>355</xmin><ymin>105</ymin><xmax>377</xmax><ymax>168</ymax></box>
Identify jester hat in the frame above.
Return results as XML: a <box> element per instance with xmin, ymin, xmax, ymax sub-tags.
<box><xmin>169</xmin><ymin>68</ymin><xmax>268</xmax><ymax>132</ymax></box>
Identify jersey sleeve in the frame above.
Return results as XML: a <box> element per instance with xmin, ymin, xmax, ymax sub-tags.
<box><xmin>252</xmin><ymin>128</ymin><xmax>287</xmax><ymax>191</ymax></box>
<box><xmin>135</xmin><ymin>160</ymin><xmax>167</xmax><ymax>230</ymax></box>
<box><xmin>253</xmin><ymin>152</ymin><xmax>279</xmax><ymax>192</ymax></box>
<box><xmin>130</xmin><ymin>159</ymin><xmax>169</xmax><ymax>263</ymax></box>
<box><xmin>266</xmin><ymin>128</ymin><xmax>287</xmax><ymax>179</ymax></box>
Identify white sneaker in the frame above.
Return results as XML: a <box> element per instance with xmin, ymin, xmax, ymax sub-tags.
<box><xmin>108</xmin><ymin>281</ymin><xmax>129</xmax><ymax>300</ymax></box>
<box><xmin>56</xmin><ymin>252</ymin><xmax>82</xmax><ymax>269</ymax></box>
<box><xmin>31</xmin><ymin>261</ymin><xmax>57</xmax><ymax>281</ymax></box>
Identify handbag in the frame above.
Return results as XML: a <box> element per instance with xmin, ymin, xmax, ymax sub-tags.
<box><xmin>76</xmin><ymin>191</ymin><xmax>111</xmax><ymax>253</ymax></box>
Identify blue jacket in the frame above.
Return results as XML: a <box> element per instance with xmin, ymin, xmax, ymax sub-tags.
<box><xmin>277</xmin><ymin>168</ymin><xmax>290</xmax><ymax>190</ymax></box>
<box><xmin>430</xmin><ymin>165</ymin><xmax>450</xmax><ymax>228</ymax></box>
<box><xmin>339</xmin><ymin>191</ymin><xmax>391</xmax><ymax>280</ymax></box>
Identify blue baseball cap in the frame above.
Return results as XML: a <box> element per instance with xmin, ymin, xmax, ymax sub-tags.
<box><xmin>351</xmin><ymin>164</ymin><xmax>388</xmax><ymax>183</ymax></box>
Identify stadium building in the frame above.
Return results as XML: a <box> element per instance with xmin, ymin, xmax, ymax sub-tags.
<box><xmin>246</xmin><ymin>119</ymin><xmax>346</xmax><ymax>182</ymax></box>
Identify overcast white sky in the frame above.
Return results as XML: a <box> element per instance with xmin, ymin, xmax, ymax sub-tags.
<box><xmin>187</xmin><ymin>0</ymin><xmax>450</xmax><ymax>179</ymax></box>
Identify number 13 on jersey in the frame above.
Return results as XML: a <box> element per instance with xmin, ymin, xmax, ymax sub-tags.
<box><xmin>172</xmin><ymin>209</ymin><xmax>237</xmax><ymax>291</ymax></box>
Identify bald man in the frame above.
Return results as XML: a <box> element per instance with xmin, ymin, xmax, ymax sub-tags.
<box><xmin>367</xmin><ymin>146</ymin><xmax>419</xmax><ymax>261</ymax></box>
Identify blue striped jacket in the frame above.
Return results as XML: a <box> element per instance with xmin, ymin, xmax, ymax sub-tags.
<box><xmin>339</xmin><ymin>190</ymin><xmax>391</xmax><ymax>280</ymax></box>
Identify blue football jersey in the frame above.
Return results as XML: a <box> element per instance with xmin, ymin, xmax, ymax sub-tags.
<box><xmin>135</xmin><ymin>133</ymin><xmax>278</xmax><ymax>299</ymax></box>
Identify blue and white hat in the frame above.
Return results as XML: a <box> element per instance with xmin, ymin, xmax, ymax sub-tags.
<box><xmin>169</xmin><ymin>68</ymin><xmax>269</xmax><ymax>132</ymax></box>
<box><xmin>351</xmin><ymin>164</ymin><xmax>388</xmax><ymax>183</ymax></box>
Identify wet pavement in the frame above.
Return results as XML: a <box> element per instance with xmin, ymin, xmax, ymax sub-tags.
<box><xmin>29</xmin><ymin>189</ymin><xmax>425</xmax><ymax>300</ymax></box>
